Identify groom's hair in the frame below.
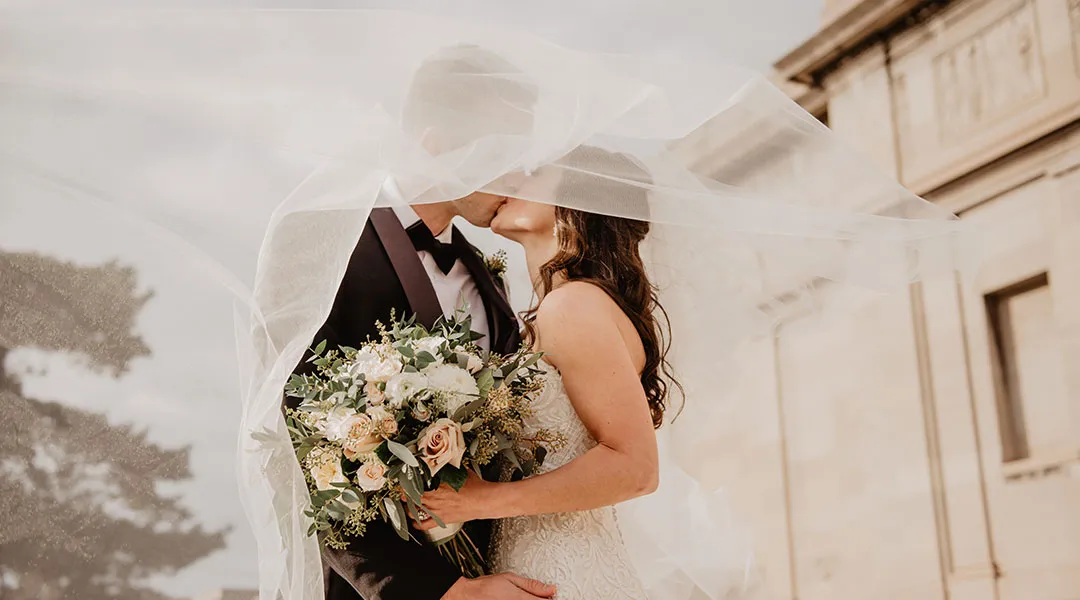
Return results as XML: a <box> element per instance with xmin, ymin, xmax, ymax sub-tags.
<box><xmin>402</xmin><ymin>44</ymin><xmax>538</xmax><ymax>153</ymax></box>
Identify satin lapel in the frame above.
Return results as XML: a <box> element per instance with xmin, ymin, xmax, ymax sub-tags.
<box><xmin>368</xmin><ymin>208</ymin><xmax>443</xmax><ymax>329</ymax></box>
<box><xmin>452</xmin><ymin>228</ymin><xmax>518</xmax><ymax>353</ymax></box>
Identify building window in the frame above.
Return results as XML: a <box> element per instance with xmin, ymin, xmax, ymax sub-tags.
<box><xmin>984</xmin><ymin>273</ymin><xmax>1052</xmax><ymax>463</ymax></box>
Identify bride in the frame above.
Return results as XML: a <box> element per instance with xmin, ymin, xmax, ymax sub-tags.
<box><xmin>416</xmin><ymin>149</ymin><xmax>667</xmax><ymax>598</ymax></box>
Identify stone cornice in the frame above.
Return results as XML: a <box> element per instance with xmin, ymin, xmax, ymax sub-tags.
<box><xmin>773</xmin><ymin>0</ymin><xmax>950</xmax><ymax>86</ymax></box>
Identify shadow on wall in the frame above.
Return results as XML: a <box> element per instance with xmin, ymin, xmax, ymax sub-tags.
<box><xmin>0</xmin><ymin>250</ymin><xmax>226</xmax><ymax>600</ymax></box>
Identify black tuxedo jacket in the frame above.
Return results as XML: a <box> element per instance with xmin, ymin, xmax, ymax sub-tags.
<box><xmin>289</xmin><ymin>208</ymin><xmax>521</xmax><ymax>600</ymax></box>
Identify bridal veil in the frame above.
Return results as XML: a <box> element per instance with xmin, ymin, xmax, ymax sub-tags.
<box><xmin>0</xmin><ymin>5</ymin><xmax>974</xmax><ymax>599</ymax></box>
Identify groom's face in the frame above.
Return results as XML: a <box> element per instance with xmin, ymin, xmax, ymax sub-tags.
<box><xmin>452</xmin><ymin>191</ymin><xmax>507</xmax><ymax>228</ymax></box>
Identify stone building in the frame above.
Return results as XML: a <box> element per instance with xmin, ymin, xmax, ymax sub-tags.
<box><xmin>712</xmin><ymin>1</ymin><xmax>1080</xmax><ymax>599</ymax></box>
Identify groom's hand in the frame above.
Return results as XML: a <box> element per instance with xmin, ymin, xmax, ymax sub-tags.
<box><xmin>442</xmin><ymin>574</ymin><xmax>556</xmax><ymax>599</ymax></box>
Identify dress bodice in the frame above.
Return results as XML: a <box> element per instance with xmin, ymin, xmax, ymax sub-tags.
<box><xmin>488</xmin><ymin>365</ymin><xmax>647</xmax><ymax>599</ymax></box>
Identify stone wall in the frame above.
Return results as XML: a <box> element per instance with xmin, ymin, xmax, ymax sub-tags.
<box><xmin>731</xmin><ymin>1</ymin><xmax>1080</xmax><ymax>598</ymax></box>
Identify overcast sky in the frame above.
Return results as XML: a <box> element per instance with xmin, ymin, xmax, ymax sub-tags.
<box><xmin>2</xmin><ymin>2</ymin><xmax>824</xmax><ymax>597</ymax></box>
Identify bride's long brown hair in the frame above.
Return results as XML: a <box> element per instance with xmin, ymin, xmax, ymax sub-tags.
<box><xmin>522</xmin><ymin>148</ymin><xmax>682</xmax><ymax>428</ymax></box>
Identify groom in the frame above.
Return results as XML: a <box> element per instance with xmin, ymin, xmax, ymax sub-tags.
<box><xmin>290</xmin><ymin>46</ymin><xmax>554</xmax><ymax>600</ymax></box>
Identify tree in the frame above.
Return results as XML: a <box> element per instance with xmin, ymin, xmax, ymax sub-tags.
<box><xmin>0</xmin><ymin>251</ymin><xmax>226</xmax><ymax>600</ymax></box>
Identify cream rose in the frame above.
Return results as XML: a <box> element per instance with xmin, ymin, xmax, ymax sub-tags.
<box><xmin>355</xmin><ymin>460</ymin><xmax>389</xmax><ymax>492</ymax></box>
<box><xmin>365</xmin><ymin>381</ymin><xmax>386</xmax><ymax>405</ymax></box>
<box><xmin>418</xmin><ymin>418</ymin><xmax>466</xmax><ymax>476</ymax></box>
<box><xmin>379</xmin><ymin>417</ymin><xmax>398</xmax><ymax>436</ymax></box>
<box><xmin>309</xmin><ymin>453</ymin><xmax>348</xmax><ymax>491</ymax></box>
<box><xmin>342</xmin><ymin>414</ymin><xmax>382</xmax><ymax>461</ymax></box>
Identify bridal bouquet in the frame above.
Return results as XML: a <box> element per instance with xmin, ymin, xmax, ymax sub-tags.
<box><xmin>283</xmin><ymin>310</ymin><xmax>559</xmax><ymax>577</ymax></box>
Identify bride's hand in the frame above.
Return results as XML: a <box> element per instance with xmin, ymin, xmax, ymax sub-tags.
<box><xmin>411</xmin><ymin>471</ymin><xmax>499</xmax><ymax>530</ymax></box>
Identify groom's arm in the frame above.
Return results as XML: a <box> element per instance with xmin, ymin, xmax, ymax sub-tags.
<box><xmin>321</xmin><ymin>523</ymin><xmax>462</xmax><ymax>599</ymax></box>
<box><xmin>289</xmin><ymin>284</ymin><xmax>462</xmax><ymax>598</ymax></box>
<box><xmin>291</xmin><ymin>328</ymin><xmax>462</xmax><ymax>599</ymax></box>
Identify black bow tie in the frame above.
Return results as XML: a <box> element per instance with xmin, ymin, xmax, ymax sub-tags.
<box><xmin>406</xmin><ymin>222</ymin><xmax>460</xmax><ymax>275</ymax></box>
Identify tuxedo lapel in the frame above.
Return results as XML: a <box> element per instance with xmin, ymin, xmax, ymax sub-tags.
<box><xmin>452</xmin><ymin>228</ymin><xmax>519</xmax><ymax>354</ymax></box>
<box><xmin>368</xmin><ymin>208</ymin><xmax>443</xmax><ymax>329</ymax></box>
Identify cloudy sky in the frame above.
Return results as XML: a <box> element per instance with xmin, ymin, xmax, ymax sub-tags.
<box><xmin>2</xmin><ymin>2</ymin><xmax>823</xmax><ymax>597</ymax></box>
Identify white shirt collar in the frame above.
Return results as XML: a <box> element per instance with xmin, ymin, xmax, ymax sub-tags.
<box><xmin>386</xmin><ymin>178</ymin><xmax>453</xmax><ymax>244</ymax></box>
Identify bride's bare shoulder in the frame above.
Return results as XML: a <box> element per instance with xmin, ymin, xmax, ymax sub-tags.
<box><xmin>534</xmin><ymin>282</ymin><xmax>628</xmax><ymax>353</ymax></box>
<box><xmin>536</xmin><ymin>281</ymin><xmax>619</xmax><ymax>326</ymax></box>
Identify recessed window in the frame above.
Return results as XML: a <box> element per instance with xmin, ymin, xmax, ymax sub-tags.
<box><xmin>984</xmin><ymin>273</ymin><xmax>1053</xmax><ymax>463</ymax></box>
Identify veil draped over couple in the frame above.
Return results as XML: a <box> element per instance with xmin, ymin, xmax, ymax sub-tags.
<box><xmin>0</xmin><ymin>6</ymin><xmax>974</xmax><ymax>600</ymax></box>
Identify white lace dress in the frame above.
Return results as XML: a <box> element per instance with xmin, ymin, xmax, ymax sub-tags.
<box><xmin>489</xmin><ymin>365</ymin><xmax>648</xmax><ymax>599</ymax></box>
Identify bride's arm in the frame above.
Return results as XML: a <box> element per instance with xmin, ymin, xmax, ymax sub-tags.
<box><xmin>418</xmin><ymin>282</ymin><xmax>659</xmax><ymax>523</ymax></box>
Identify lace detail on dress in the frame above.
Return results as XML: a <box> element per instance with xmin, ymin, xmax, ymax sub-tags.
<box><xmin>489</xmin><ymin>365</ymin><xmax>647</xmax><ymax>599</ymax></box>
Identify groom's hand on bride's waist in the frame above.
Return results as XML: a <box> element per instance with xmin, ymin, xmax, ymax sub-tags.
<box><xmin>442</xmin><ymin>574</ymin><xmax>556</xmax><ymax>599</ymax></box>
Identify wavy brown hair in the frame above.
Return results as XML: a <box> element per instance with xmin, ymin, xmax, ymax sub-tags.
<box><xmin>522</xmin><ymin>148</ymin><xmax>682</xmax><ymax>428</ymax></box>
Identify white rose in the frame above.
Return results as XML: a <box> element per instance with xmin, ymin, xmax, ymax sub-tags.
<box><xmin>385</xmin><ymin>372</ymin><xmax>428</xmax><ymax>408</ymax></box>
<box><xmin>349</xmin><ymin>348</ymin><xmax>380</xmax><ymax>376</ymax></box>
<box><xmin>310</xmin><ymin>454</ymin><xmax>348</xmax><ymax>491</ymax></box>
<box><xmin>322</xmin><ymin>406</ymin><xmax>359</xmax><ymax>442</ymax></box>
<box><xmin>355</xmin><ymin>460</ymin><xmax>389</xmax><ymax>492</ymax></box>
<box><xmin>424</xmin><ymin>363</ymin><xmax>479</xmax><ymax>415</ymax></box>
<box><xmin>414</xmin><ymin>336</ymin><xmax>447</xmax><ymax>361</ymax></box>
<box><xmin>351</xmin><ymin>347</ymin><xmax>402</xmax><ymax>383</ymax></box>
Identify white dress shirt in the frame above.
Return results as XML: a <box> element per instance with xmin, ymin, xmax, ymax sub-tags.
<box><xmin>391</xmin><ymin>204</ymin><xmax>491</xmax><ymax>352</ymax></box>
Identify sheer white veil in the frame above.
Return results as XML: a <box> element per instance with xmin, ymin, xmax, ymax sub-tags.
<box><xmin>0</xmin><ymin>6</ymin><xmax>974</xmax><ymax>599</ymax></box>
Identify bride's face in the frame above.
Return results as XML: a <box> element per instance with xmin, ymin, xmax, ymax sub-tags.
<box><xmin>490</xmin><ymin>167</ymin><xmax>561</xmax><ymax>241</ymax></box>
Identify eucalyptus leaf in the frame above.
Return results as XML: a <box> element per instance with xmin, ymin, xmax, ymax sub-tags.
<box><xmin>404</xmin><ymin>496</ymin><xmax>421</xmax><ymax>521</ymax></box>
<box><xmin>451</xmin><ymin>395</ymin><xmax>487</xmax><ymax>421</ymax></box>
<box><xmin>399</xmin><ymin>474</ymin><xmax>423</xmax><ymax>505</ymax></box>
<box><xmin>476</xmin><ymin>369</ymin><xmax>494</xmax><ymax>398</ymax></box>
<box><xmin>383</xmin><ymin>497</ymin><xmax>409</xmax><ymax>541</ymax></box>
<box><xmin>454</xmin><ymin>353</ymin><xmax>470</xmax><ymax>370</ymax></box>
<box><xmin>387</xmin><ymin>440</ymin><xmax>420</xmax><ymax>467</ymax></box>
<box><xmin>386</xmin><ymin>463</ymin><xmax>403</xmax><ymax>481</ymax></box>
<box><xmin>500</xmin><ymin>448</ymin><xmax>521</xmax><ymax>471</ymax></box>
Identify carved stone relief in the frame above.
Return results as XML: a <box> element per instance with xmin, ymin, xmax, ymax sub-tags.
<box><xmin>933</xmin><ymin>1</ymin><xmax>1047</xmax><ymax>140</ymax></box>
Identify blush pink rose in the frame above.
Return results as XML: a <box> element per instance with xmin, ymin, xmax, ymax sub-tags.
<box><xmin>417</xmin><ymin>418</ymin><xmax>465</xmax><ymax>476</ymax></box>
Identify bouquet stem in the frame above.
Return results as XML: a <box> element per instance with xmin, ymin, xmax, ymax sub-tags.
<box><xmin>428</xmin><ymin>525</ymin><xmax>487</xmax><ymax>578</ymax></box>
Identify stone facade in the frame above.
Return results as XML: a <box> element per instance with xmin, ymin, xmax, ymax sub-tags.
<box><xmin>725</xmin><ymin>1</ymin><xmax>1080</xmax><ymax>598</ymax></box>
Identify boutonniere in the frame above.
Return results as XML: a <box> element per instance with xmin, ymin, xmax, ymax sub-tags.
<box><xmin>481</xmin><ymin>249</ymin><xmax>508</xmax><ymax>286</ymax></box>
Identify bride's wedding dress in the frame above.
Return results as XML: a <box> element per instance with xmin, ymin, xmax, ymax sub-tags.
<box><xmin>489</xmin><ymin>364</ymin><xmax>648</xmax><ymax>599</ymax></box>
